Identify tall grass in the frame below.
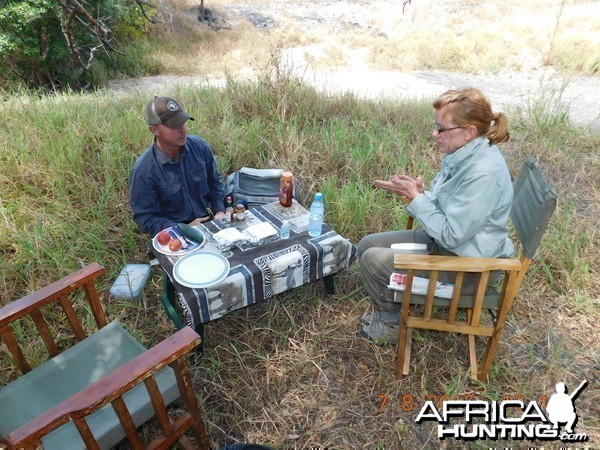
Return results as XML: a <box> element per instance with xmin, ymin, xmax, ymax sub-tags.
<box><xmin>1</xmin><ymin>73</ymin><xmax>598</xmax><ymax>447</ymax></box>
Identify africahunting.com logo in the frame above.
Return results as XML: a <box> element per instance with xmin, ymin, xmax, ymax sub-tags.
<box><xmin>415</xmin><ymin>380</ymin><xmax>589</xmax><ymax>443</ymax></box>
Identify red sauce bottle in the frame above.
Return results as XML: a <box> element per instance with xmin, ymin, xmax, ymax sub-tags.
<box><xmin>279</xmin><ymin>171</ymin><xmax>294</xmax><ymax>207</ymax></box>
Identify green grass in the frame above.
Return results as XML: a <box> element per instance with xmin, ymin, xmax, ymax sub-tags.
<box><xmin>0</xmin><ymin>72</ymin><xmax>598</xmax><ymax>447</ymax></box>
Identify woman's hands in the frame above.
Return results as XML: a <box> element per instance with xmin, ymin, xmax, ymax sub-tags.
<box><xmin>374</xmin><ymin>175</ymin><xmax>425</xmax><ymax>200</ymax></box>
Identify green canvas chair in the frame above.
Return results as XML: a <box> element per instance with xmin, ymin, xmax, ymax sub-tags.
<box><xmin>0</xmin><ymin>263</ymin><xmax>210</xmax><ymax>449</ymax></box>
<box><xmin>393</xmin><ymin>157</ymin><xmax>558</xmax><ymax>381</ymax></box>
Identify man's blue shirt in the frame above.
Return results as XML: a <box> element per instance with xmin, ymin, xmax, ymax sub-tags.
<box><xmin>129</xmin><ymin>135</ymin><xmax>225</xmax><ymax>235</ymax></box>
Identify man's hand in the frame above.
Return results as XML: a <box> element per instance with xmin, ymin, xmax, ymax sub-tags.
<box><xmin>188</xmin><ymin>217</ymin><xmax>211</xmax><ymax>226</ymax></box>
<box><xmin>374</xmin><ymin>174</ymin><xmax>424</xmax><ymax>200</ymax></box>
<box><xmin>214</xmin><ymin>211</ymin><xmax>226</xmax><ymax>220</ymax></box>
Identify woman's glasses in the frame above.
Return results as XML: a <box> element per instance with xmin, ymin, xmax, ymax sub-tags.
<box><xmin>433</xmin><ymin>121</ymin><xmax>463</xmax><ymax>134</ymax></box>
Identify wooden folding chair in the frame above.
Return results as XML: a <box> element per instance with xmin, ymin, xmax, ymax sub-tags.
<box><xmin>393</xmin><ymin>157</ymin><xmax>557</xmax><ymax>381</ymax></box>
<box><xmin>0</xmin><ymin>263</ymin><xmax>211</xmax><ymax>449</ymax></box>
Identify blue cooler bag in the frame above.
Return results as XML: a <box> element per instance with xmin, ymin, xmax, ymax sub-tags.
<box><xmin>225</xmin><ymin>167</ymin><xmax>299</xmax><ymax>208</ymax></box>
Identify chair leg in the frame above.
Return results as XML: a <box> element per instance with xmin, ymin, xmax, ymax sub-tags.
<box><xmin>402</xmin><ymin>329</ymin><xmax>413</xmax><ymax>376</ymax></box>
<box><xmin>466</xmin><ymin>310</ymin><xmax>478</xmax><ymax>379</ymax></box>
<box><xmin>173</xmin><ymin>357</ymin><xmax>211</xmax><ymax>449</ymax></box>
<box><xmin>396</xmin><ymin>328</ymin><xmax>408</xmax><ymax>379</ymax></box>
<box><xmin>478</xmin><ymin>335</ymin><xmax>502</xmax><ymax>382</ymax></box>
<box><xmin>468</xmin><ymin>334</ymin><xmax>478</xmax><ymax>379</ymax></box>
<box><xmin>479</xmin><ymin>303</ymin><xmax>514</xmax><ymax>381</ymax></box>
<box><xmin>396</xmin><ymin>304</ymin><xmax>412</xmax><ymax>379</ymax></box>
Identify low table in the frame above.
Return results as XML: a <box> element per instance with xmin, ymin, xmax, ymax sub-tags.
<box><xmin>149</xmin><ymin>201</ymin><xmax>357</xmax><ymax>335</ymax></box>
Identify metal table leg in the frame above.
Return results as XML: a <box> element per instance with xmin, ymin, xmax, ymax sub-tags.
<box><xmin>324</xmin><ymin>274</ymin><xmax>335</xmax><ymax>294</ymax></box>
<box><xmin>160</xmin><ymin>271</ymin><xmax>204</xmax><ymax>353</ymax></box>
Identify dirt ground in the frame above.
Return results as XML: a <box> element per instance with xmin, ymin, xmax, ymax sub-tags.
<box><xmin>108</xmin><ymin>0</ymin><xmax>600</xmax><ymax>132</ymax></box>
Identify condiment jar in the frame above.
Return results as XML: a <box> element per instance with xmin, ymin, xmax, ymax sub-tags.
<box><xmin>279</xmin><ymin>171</ymin><xmax>294</xmax><ymax>207</ymax></box>
<box><xmin>235</xmin><ymin>204</ymin><xmax>246</xmax><ymax>221</ymax></box>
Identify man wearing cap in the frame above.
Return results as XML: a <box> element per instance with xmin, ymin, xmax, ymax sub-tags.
<box><xmin>129</xmin><ymin>96</ymin><xmax>226</xmax><ymax>235</ymax></box>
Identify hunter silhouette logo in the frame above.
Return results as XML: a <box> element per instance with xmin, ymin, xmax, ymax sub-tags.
<box><xmin>546</xmin><ymin>380</ymin><xmax>588</xmax><ymax>438</ymax></box>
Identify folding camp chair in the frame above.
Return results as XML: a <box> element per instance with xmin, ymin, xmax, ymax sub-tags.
<box><xmin>393</xmin><ymin>157</ymin><xmax>557</xmax><ymax>381</ymax></box>
<box><xmin>0</xmin><ymin>263</ymin><xmax>211</xmax><ymax>449</ymax></box>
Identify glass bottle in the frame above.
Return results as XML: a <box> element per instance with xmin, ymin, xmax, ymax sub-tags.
<box><xmin>279</xmin><ymin>171</ymin><xmax>294</xmax><ymax>207</ymax></box>
<box><xmin>308</xmin><ymin>192</ymin><xmax>324</xmax><ymax>237</ymax></box>
<box><xmin>225</xmin><ymin>196</ymin><xmax>235</xmax><ymax>222</ymax></box>
<box><xmin>279</xmin><ymin>220</ymin><xmax>290</xmax><ymax>239</ymax></box>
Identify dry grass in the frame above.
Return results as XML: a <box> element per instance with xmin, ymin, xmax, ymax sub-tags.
<box><xmin>172</xmin><ymin>258</ymin><xmax>600</xmax><ymax>448</ymax></box>
<box><xmin>144</xmin><ymin>0</ymin><xmax>600</xmax><ymax>77</ymax></box>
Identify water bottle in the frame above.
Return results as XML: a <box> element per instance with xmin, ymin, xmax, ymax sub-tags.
<box><xmin>279</xmin><ymin>220</ymin><xmax>290</xmax><ymax>239</ymax></box>
<box><xmin>308</xmin><ymin>192</ymin><xmax>325</xmax><ymax>237</ymax></box>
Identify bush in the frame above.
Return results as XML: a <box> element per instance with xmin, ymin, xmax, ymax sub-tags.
<box><xmin>0</xmin><ymin>0</ymin><xmax>150</xmax><ymax>91</ymax></box>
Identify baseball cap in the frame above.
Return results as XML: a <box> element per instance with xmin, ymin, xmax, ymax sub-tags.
<box><xmin>144</xmin><ymin>96</ymin><xmax>194</xmax><ymax>129</ymax></box>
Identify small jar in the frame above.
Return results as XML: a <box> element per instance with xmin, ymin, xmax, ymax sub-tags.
<box><xmin>279</xmin><ymin>220</ymin><xmax>290</xmax><ymax>239</ymax></box>
<box><xmin>235</xmin><ymin>204</ymin><xmax>246</xmax><ymax>221</ymax></box>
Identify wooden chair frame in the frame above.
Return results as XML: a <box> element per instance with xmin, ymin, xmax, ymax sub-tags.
<box><xmin>0</xmin><ymin>263</ymin><xmax>210</xmax><ymax>449</ymax></box>
<box><xmin>393</xmin><ymin>254</ymin><xmax>524</xmax><ymax>381</ymax></box>
<box><xmin>394</xmin><ymin>157</ymin><xmax>557</xmax><ymax>382</ymax></box>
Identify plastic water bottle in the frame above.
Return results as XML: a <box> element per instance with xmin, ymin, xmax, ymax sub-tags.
<box><xmin>279</xmin><ymin>220</ymin><xmax>291</xmax><ymax>239</ymax></box>
<box><xmin>308</xmin><ymin>192</ymin><xmax>325</xmax><ymax>237</ymax></box>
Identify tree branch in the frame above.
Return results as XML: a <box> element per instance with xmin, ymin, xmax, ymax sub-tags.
<box><xmin>54</xmin><ymin>0</ymin><xmax>125</xmax><ymax>70</ymax></box>
<box><xmin>135</xmin><ymin>0</ymin><xmax>160</xmax><ymax>24</ymax></box>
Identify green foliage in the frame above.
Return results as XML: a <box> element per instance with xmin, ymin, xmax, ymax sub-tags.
<box><xmin>0</xmin><ymin>0</ymin><xmax>149</xmax><ymax>90</ymax></box>
<box><xmin>88</xmin><ymin>40</ymin><xmax>164</xmax><ymax>87</ymax></box>
<box><xmin>0</xmin><ymin>0</ymin><xmax>66</xmax><ymax>87</ymax></box>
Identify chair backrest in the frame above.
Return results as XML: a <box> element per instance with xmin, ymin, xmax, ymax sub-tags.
<box><xmin>511</xmin><ymin>156</ymin><xmax>558</xmax><ymax>259</ymax></box>
<box><xmin>0</xmin><ymin>263</ymin><xmax>107</xmax><ymax>376</ymax></box>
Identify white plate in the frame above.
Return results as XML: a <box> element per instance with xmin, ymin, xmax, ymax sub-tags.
<box><xmin>172</xmin><ymin>252</ymin><xmax>230</xmax><ymax>288</ymax></box>
<box><xmin>152</xmin><ymin>226</ymin><xmax>205</xmax><ymax>256</ymax></box>
<box><xmin>390</xmin><ymin>243</ymin><xmax>428</xmax><ymax>253</ymax></box>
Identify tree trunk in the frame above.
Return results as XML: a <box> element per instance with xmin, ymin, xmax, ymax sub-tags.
<box><xmin>199</xmin><ymin>0</ymin><xmax>205</xmax><ymax>20</ymax></box>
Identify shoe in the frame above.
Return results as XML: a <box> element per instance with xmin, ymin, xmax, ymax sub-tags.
<box><xmin>360</xmin><ymin>310</ymin><xmax>400</xmax><ymax>327</ymax></box>
<box><xmin>359</xmin><ymin>317</ymin><xmax>399</xmax><ymax>345</ymax></box>
<box><xmin>360</xmin><ymin>313</ymin><xmax>373</xmax><ymax>326</ymax></box>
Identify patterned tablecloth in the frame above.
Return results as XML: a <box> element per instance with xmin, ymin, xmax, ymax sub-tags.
<box><xmin>149</xmin><ymin>200</ymin><xmax>357</xmax><ymax>328</ymax></box>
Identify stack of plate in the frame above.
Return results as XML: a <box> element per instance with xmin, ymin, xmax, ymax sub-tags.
<box><xmin>390</xmin><ymin>243</ymin><xmax>428</xmax><ymax>254</ymax></box>
<box><xmin>172</xmin><ymin>252</ymin><xmax>230</xmax><ymax>288</ymax></box>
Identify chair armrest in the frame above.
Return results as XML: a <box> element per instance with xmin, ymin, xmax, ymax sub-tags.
<box><xmin>393</xmin><ymin>254</ymin><xmax>522</xmax><ymax>272</ymax></box>
<box><xmin>4</xmin><ymin>327</ymin><xmax>201</xmax><ymax>447</ymax></box>
<box><xmin>0</xmin><ymin>263</ymin><xmax>105</xmax><ymax>327</ymax></box>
